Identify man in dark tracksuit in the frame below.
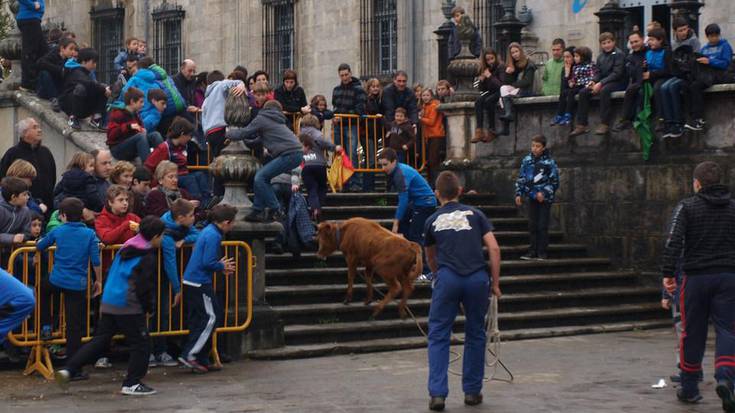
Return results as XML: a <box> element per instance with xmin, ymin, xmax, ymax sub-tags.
<box><xmin>662</xmin><ymin>161</ymin><xmax>735</xmax><ymax>410</ymax></box>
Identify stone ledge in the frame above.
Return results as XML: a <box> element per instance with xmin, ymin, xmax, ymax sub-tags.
<box><xmin>1</xmin><ymin>90</ymin><xmax>107</xmax><ymax>153</ymax></box>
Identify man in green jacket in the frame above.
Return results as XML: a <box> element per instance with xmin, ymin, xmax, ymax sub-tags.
<box><xmin>542</xmin><ymin>38</ymin><xmax>566</xmax><ymax>96</ymax></box>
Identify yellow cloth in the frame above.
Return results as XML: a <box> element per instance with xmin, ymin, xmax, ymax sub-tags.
<box><xmin>327</xmin><ymin>153</ymin><xmax>354</xmax><ymax>193</ymax></box>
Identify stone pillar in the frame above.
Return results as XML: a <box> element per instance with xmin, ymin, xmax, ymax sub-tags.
<box><xmin>433</xmin><ymin>0</ymin><xmax>455</xmax><ymax>82</ymax></box>
<box><xmin>671</xmin><ymin>0</ymin><xmax>705</xmax><ymax>35</ymax></box>
<box><xmin>595</xmin><ymin>1</ymin><xmax>629</xmax><ymax>52</ymax></box>
<box><xmin>0</xmin><ymin>3</ymin><xmax>22</xmax><ymax>91</ymax></box>
<box><xmin>209</xmin><ymin>141</ymin><xmax>285</xmax><ymax>357</ymax></box>
<box><xmin>493</xmin><ymin>0</ymin><xmax>524</xmax><ymax>58</ymax></box>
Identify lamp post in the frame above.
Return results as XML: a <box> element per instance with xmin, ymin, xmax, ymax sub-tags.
<box><xmin>493</xmin><ymin>0</ymin><xmax>524</xmax><ymax>58</ymax></box>
<box><xmin>433</xmin><ymin>0</ymin><xmax>456</xmax><ymax>82</ymax></box>
<box><xmin>595</xmin><ymin>1</ymin><xmax>628</xmax><ymax>51</ymax></box>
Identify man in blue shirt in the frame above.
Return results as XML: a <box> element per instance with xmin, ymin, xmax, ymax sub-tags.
<box><xmin>379</xmin><ymin>148</ymin><xmax>436</xmax><ymax>276</ymax></box>
<box><xmin>423</xmin><ymin>171</ymin><xmax>501</xmax><ymax>411</ymax></box>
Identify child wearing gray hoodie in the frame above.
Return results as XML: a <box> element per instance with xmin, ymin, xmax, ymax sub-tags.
<box><xmin>227</xmin><ymin>100</ymin><xmax>304</xmax><ymax>222</ymax></box>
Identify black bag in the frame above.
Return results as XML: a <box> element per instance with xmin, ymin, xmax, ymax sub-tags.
<box><xmin>671</xmin><ymin>44</ymin><xmax>698</xmax><ymax>82</ymax></box>
<box><xmin>224</xmin><ymin>93</ymin><xmax>251</xmax><ymax>127</ymax></box>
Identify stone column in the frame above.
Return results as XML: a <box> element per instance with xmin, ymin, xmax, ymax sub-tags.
<box><xmin>209</xmin><ymin>141</ymin><xmax>285</xmax><ymax>356</ymax></box>
<box><xmin>433</xmin><ymin>0</ymin><xmax>455</xmax><ymax>82</ymax></box>
<box><xmin>493</xmin><ymin>0</ymin><xmax>524</xmax><ymax>58</ymax></box>
<box><xmin>0</xmin><ymin>3</ymin><xmax>22</xmax><ymax>91</ymax></box>
<box><xmin>671</xmin><ymin>0</ymin><xmax>705</xmax><ymax>35</ymax></box>
<box><xmin>438</xmin><ymin>35</ymin><xmax>481</xmax><ymax>166</ymax></box>
<box><xmin>595</xmin><ymin>1</ymin><xmax>628</xmax><ymax>52</ymax></box>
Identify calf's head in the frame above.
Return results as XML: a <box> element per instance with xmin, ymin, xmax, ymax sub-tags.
<box><xmin>316</xmin><ymin>221</ymin><xmax>339</xmax><ymax>259</ymax></box>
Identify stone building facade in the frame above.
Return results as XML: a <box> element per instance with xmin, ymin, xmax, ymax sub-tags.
<box><xmin>40</xmin><ymin>1</ymin><xmax>733</xmax><ymax>102</ymax></box>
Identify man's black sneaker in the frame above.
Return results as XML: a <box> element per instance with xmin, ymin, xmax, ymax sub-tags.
<box><xmin>429</xmin><ymin>396</ymin><xmax>445</xmax><ymax>411</ymax></box>
<box><xmin>520</xmin><ymin>253</ymin><xmax>536</xmax><ymax>261</ymax></box>
<box><xmin>121</xmin><ymin>382</ymin><xmax>157</xmax><ymax>396</ymax></box>
<box><xmin>534</xmin><ymin>254</ymin><xmax>548</xmax><ymax>261</ymax></box>
<box><xmin>716</xmin><ymin>380</ymin><xmax>735</xmax><ymax>412</ymax></box>
<box><xmin>677</xmin><ymin>389</ymin><xmax>703</xmax><ymax>404</ymax></box>
<box><xmin>464</xmin><ymin>393</ymin><xmax>483</xmax><ymax>406</ymax></box>
<box><xmin>67</xmin><ymin>116</ymin><xmax>81</xmax><ymax>130</ymax></box>
<box><xmin>668</xmin><ymin>124</ymin><xmax>684</xmax><ymax>138</ymax></box>
<box><xmin>70</xmin><ymin>371</ymin><xmax>89</xmax><ymax>381</ymax></box>
<box><xmin>685</xmin><ymin>119</ymin><xmax>706</xmax><ymax>131</ymax></box>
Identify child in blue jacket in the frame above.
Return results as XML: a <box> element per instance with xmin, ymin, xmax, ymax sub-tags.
<box><xmin>149</xmin><ymin>199</ymin><xmax>199</xmax><ymax>367</ymax></box>
<box><xmin>515</xmin><ymin>135</ymin><xmax>559</xmax><ymax>261</ymax></box>
<box><xmin>55</xmin><ymin>216</ymin><xmax>165</xmax><ymax>396</ymax></box>
<box><xmin>178</xmin><ymin>204</ymin><xmax>236</xmax><ymax>373</ymax></box>
<box><xmin>36</xmin><ymin>197</ymin><xmax>101</xmax><ymax>372</ymax></box>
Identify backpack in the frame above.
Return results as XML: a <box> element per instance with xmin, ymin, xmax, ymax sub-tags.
<box><xmin>224</xmin><ymin>93</ymin><xmax>251</xmax><ymax>127</ymax></box>
<box><xmin>671</xmin><ymin>44</ymin><xmax>699</xmax><ymax>82</ymax></box>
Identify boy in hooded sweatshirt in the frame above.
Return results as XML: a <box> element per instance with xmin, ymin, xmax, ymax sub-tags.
<box><xmin>59</xmin><ymin>48</ymin><xmax>111</xmax><ymax>130</ymax></box>
<box><xmin>55</xmin><ymin>216</ymin><xmax>165</xmax><ymax>396</ymax></box>
<box><xmin>686</xmin><ymin>23</ymin><xmax>733</xmax><ymax>132</ymax></box>
<box><xmin>150</xmin><ymin>199</ymin><xmax>199</xmax><ymax>367</ymax></box>
<box><xmin>227</xmin><ymin>100</ymin><xmax>304</xmax><ymax>222</ymax></box>
<box><xmin>0</xmin><ymin>177</ymin><xmax>33</xmax><ymax>247</ymax></box>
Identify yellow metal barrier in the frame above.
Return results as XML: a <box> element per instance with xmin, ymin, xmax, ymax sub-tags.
<box><xmin>330</xmin><ymin>113</ymin><xmax>426</xmax><ymax>173</ymax></box>
<box><xmin>6</xmin><ymin>240</ymin><xmax>253</xmax><ymax>379</ymax></box>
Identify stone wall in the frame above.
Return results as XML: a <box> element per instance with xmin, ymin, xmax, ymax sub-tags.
<box><xmin>460</xmin><ymin>85</ymin><xmax>735</xmax><ymax>271</ymax></box>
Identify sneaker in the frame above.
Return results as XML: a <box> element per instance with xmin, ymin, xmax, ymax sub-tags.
<box><xmin>121</xmin><ymin>382</ymin><xmax>157</xmax><ymax>396</ymax></box>
<box><xmin>156</xmin><ymin>352</ymin><xmax>178</xmax><ymax>367</ymax></box>
<box><xmin>559</xmin><ymin>113</ymin><xmax>572</xmax><ymax>125</ymax></box>
<box><xmin>464</xmin><ymin>393</ymin><xmax>483</xmax><ymax>406</ymax></box>
<box><xmin>569</xmin><ymin>125</ymin><xmax>589</xmax><ymax>137</ymax></box>
<box><xmin>429</xmin><ymin>396</ymin><xmax>446</xmax><ymax>411</ymax></box>
<box><xmin>70</xmin><ymin>371</ymin><xmax>89</xmax><ymax>381</ymax></box>
<box><xmin>716</xmin><ymin>380</ymin><xmax>735</xmax><ymax>413</ymax></box>
<box><xmin>48</xmin><ymin>344</ymin><xmax>67</xmax><ymax>360</ymax></box>
<box><xmin>685</xmin><ymin>118</ymin><xmax>706</xmax><ymax>131</ymax></box>
<box><xmin>54</xmin><ymin>369</ymin><xmax>70</xmax><ymax>389</ymax></box>
<box><xmin>178</xmin><ymin>357</ymin><xmax>208</xmax><ymax>374</ymax></box>
<box><xmin>534</xmin><ymin>254</ymin><xmax>548</xmax><ymax>261</ymax></box>
<box><xmin>520</xmin><ymin>253</ymin><xmax>536</xmax><ymax>261</ymax></box>
<box><xmin>670</xmin><ymin>373</ymin><xmax>681</xmax><ymax>383</ymax></box>
<box><xmin>416</xmin><ymin>273</ymin><xmax>432</xmax><ymax>283</ymax></box>
<box><xmin>95</xmin><ymin>357</ymin><xmax>112</xmax><ymax>369</ymax></box>
<box><xmin>613</xmin><ymin>120</ymin><xmax>633</xmax><ymax>132</ymax></box>
<box><xmin>550</xmin><ymin>115</ymin><xmax>563</xmax><ymax>126</ymax></box>
<box><xmin>668</xmin><ymin>124</ymin><xmax>684</xmax><ymax>139</ymax></box>
<box><xmin>676</xmin><ymin>389</ymin><xmax>703</xmax><ymax>404</ymax></box>
<box><xmin>89</xmin><ymin>116</ymin><xmax>104</xmax><ymax>130</ymax></box>
<box><xmin>67</xmin><ymin>116</ymin><xmax>80</xmax><ymax>130</ymax></box>
<box><xmin>148</xmin><ymin>354</ymin><xmax>159</xmax><ymax>368</ymax></box>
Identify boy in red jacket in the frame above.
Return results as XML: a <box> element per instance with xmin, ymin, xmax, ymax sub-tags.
<box><xmin>107</xmin><ymin>88</ymin><xmax>163</xmax><ymax>162</ymax></box>
<box><xmin>95</xmin><ymin>185</ymin><xmax>141</xmax><ymax>246</ymax></box>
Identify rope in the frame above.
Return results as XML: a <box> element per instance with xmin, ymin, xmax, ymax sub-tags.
<box><xmin>358</xmin><ymin>273</ymin><xmax>514</xmax><ymax>383</ymax></box>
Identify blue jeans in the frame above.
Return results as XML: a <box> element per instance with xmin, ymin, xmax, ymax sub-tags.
<box><xmin>178</xmin><ymin>171</ymin><xmax>211</xmax><ymax>205</ymax></box>
<box><xmin>36</xmin><ymin>70</ymin><xmax>59</xmax><ymax>100</ymax></box>
<box><xmin>335</xmin><ymin>121</ymin><xmax>361</xmax><ymax>189</ymax></box>
<box><xmin>661</xmin><ymin>77</ymin><xmax>685</xmax><ymax>126</ymax></box>
<box><xmin>253</xmin><ymin>151</ymin><xmax>303</xmax><ymax>212</ymax></box>
<box><xmin>109</xmin><ymin>132</ymin><xmax>163</xmax><ymax>162</ymax></box>
<box><xmin>428</xmin><ymin>267</ymin><xmax>490</xmax><ymax>397</ymax></box>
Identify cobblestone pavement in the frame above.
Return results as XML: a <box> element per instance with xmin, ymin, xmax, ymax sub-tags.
<box><xmin>0</xmin><ymin>329</ymin><xmax>726</xmax><ymax>412</ymax></box>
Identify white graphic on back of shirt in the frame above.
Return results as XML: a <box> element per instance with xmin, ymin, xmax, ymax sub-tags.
<box><xmin>432</xmin><ymin>210</ymin><xmax>474</xmax><ymax>232</ymax></box>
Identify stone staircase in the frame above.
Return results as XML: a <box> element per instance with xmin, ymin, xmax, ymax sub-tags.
<box><xmin>248</xmin><ymin>192</ymin><xmax>669</xmax><ymax>359</ymax></box>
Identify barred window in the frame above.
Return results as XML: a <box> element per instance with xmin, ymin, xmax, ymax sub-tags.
<box><xmin>89</xmin><ymin>5</ymin><xmax>125</xmax><ymax>85</ymax></box>
<box><xmin>473</xmin><ymin>0</ymin><xmax>504</xmax><ymax>52</ymax></box>
<box><xmin>360</xmin><ymin>0</ymin><xmax>397</xmax><ymax>80</ymax></box>
<box><xmin>152</xmin><ymin>3</ymin><xmax>186</xmax><ymax>76</ymax></box>
<box><xmin>262</xmin><ymin>0</ymin><xmax>295</xmax><ymax>85</ymax></box>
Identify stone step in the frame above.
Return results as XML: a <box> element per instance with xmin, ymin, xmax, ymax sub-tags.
<box><xmin>321</xmin><ymin>205</ymin><xmax>519</xmax><ymax>220</ymax></box>
<box><xmin>248</xmin><ymin>320</ymin><xmax>672</xmax><ymax>360</ymax></box>
<box><xmin>281</xmin><ymin>303</ymin><xmax>667</xmax><ymax>345</ymax></box>
<box><xmin>265</xmin><ymin>243</ymin><xmax>589</xmax><ymax>272</ymax></box>
<box><xmin>265</xmin><ymin>257</ymin><xmax>611</xmax><ymax>279</ymax></box>
<box><xmin>271</xmin><ymin>286</ymin><xmax>661</xmax><ymax>325</ymax></box>
<box><xmin>321</xmin><ymin>192</ymin><xmax>496</xmax><ymax>206</ymax></box>
<box><xmin>319</xmin><ymin>215</ymin><xmax>528</xmax><ymax>230</ymax></box>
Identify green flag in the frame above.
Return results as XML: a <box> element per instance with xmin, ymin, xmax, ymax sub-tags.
<box><xmin>633</xmin><ymin>82</ymin><xmax>654</xmax><ymax>161</ymax></box>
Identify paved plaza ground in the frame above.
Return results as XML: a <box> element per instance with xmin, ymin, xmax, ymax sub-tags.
<box><xmin>0</xmin><ymin>329</ymin><xmax>725</xmax><ymax>412</ymax></box>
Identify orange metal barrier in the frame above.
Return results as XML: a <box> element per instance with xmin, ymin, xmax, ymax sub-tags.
<box><xmin>284</xmin><ymin>111</ymin><xmax>303</xmax><ymax>135</ymax></box>
<box><xmin>330</xmin><ymin>113</ymin><xmax>426</xmax><ymax>173</ymax></box>
<box><xmin>6</xmin><ymin>241</ymin><xmax>253</xmax><ymax>379</ymax></box>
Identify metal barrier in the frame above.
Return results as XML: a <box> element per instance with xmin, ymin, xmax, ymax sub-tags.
<box><xmin>330</xmin><ymin>113</ymin><xmax>426</xmax><ymax>173</ymax></box>
<box><xmin>6</xmin><ymin>241</ymin><xmax>253</xmax><ymax>379</ymax></box>
<box><xmin>284</xmin><ymin>111</ymin><xmax>303</xmax><ymax>135</ymax></box>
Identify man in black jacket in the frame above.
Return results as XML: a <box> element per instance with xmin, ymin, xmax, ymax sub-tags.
<box><xmin>613</xmin><ymin>31</ymin><xmax>647</xmax><ymax>132</ymax></box>
<box><xmin>382</xmin><ymin>70</ymin><xmax>418</xmax><ymax>124</ymax></box>
<box><xmin>662</xmin><ymin>161</ymin><xmax>735</xmax><ymax>409</ymax></box>
<box><xmin>36</xmin><ymin>37</ymin><xmax>77</xmax><ymax>102</ymax></box>
<box><xmin>571</xmin><ymin>32</ymin><xmax>626</xmax><ymax>136</ymax></box>
<box><xmin>0</xmin><ymin>118</ymin><xmax>56</xmax><ymax>215</ymax></box>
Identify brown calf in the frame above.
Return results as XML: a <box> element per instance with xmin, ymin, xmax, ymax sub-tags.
<box><xmin>316</xmin><ymin>217</ymin><xmax>423</xmax><ymax>318</ymax></box>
